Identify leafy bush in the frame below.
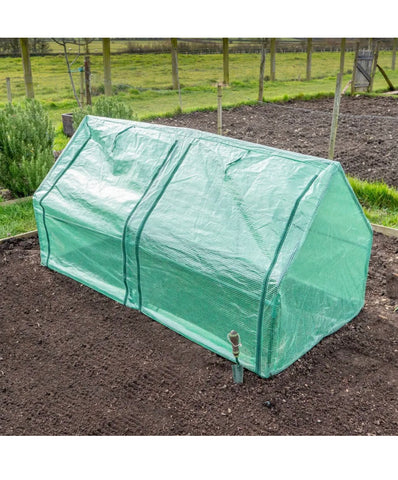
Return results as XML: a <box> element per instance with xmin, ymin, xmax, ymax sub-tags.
<box><xmin>0</xmin><ymin>99</ymin><xmax>55</xmax><ymax>197</ymax></box>
<box><xmin>73</xmin><ymin>96</ymin><xmax>136</xmax><ymax>130</ymax></box>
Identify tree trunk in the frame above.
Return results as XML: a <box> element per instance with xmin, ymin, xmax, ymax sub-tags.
<box><xmin>62</xmin><ymin>42</ymin><xmax>81</xmax><ymax>107</ymax></box>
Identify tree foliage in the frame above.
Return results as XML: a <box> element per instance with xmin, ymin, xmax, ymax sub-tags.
<box><xmin>0</xmin><ymin>38</ymin><xmax>50</xmax><ymax>55</ymax></box>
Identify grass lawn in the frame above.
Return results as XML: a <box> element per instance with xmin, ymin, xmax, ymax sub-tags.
<box><xmin>1</xmin><ymin>47</ymin><xmax>398</xmax><ymax>236</ymax></box>
<box><xmin>1</xmin><ymin>48</ymin><xmax>398</xmax><ymax>151</ymax></box>
<box><xmin>0</xmin><ymin>199</ymin><xmax>36</xmax><ymax>238</ymax></box>
<box><xmin>348</xmin><ymin>177</ymin><xmax>398</xmax><ymax>228</ymax></box>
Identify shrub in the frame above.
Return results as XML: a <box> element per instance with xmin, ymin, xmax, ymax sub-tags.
<box><xmin>0</xmin><ymin>99</ymin><xmax>55</xmax><ymax>197</ymax></box>
<box><xmin>0</xmin><ymin>38</ymin><xmax>50</xmax><ymax>56</ymax></box>
<box><xmin>73</xmin><ymin>96</ymin><xmax>136</xmax><ymax>130</ymax></box>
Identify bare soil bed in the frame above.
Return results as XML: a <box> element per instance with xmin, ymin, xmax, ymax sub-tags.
<box><xmin>1</xmin><ymin>96</ymin><xmax>398</xmax><ymax>436</ymax></box>
<box><xmin>155</xmin><ymin>95</ymin><xmax>398</xmax><ymax>188</ymax></box>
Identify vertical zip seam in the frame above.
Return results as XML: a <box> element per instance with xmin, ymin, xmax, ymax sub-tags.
<box><xmin>134</xmin><ymin>142</ymin><xmax>193</xmax><ymax>311</ymax></box>
<box><xmin>39</xmin><ymin>132</ymin><xmax>92</xmax><ymax>266</ymax></box>
<box><xmin>255</xmin><ymin>174</ymin><xmax>318</xmax><ymax>376</ymax></box>
<box><xmin>122</xmin><ymin>140</ymin><xmax>178</xmax><ymax>306</ymax></box>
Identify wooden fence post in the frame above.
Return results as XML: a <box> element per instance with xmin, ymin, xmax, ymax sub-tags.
<box><xmin>270</xmin><ymin>38</ymin><xmax>276</xmax><ymax>81</ymax></box>
<box><xmin>19</xmin><ymin>38</ymin><xmax>34</xmax><ymax>98</ymax></box>
<box><xmin>368</xmin><ymin>41</ymin><xmax>379</xmax><ymax>93</ymax></box>
<box><xmin>351</xmin><ymin>41</ymin><xmax>359</xmax><ymax>95</ymax></box>
<box><xmin>223</xmin><ymin>38</ymin><xmax>229</xmax><ymax>85</ymax></box>
<box><xmin>392</xmin><ymin>38</ymin><xmax>397</xmax><ymax>70</ymax></box>
<box><xmin>258</xmin><ymin>39</ymin><xmax>267</xmax><ymax>101</ymax></box>
<box><xmin>80</xmin><ymin>67</ymin><xmax>85</xmax><ymax>106</ymax></box>
<box><xmin>328</xmin><ymin>72</ymin><xmax>343</xmax><ymax>160</ymax></box>
<box><xmin>339</xmin><ymin>38</ymin><xmax>346</xmax><ymax>75</ymax></box>
<box><xmin>102</xmin><ymin>38</ymin><xmax>112</xmax><ymax>96</ymax></box>
<box><xmin>171</xmin><ymin>38</ymin><xmax>179</xmax><ymax>90</ymax></box>
<box><xmin>6</xmin><ymin>77</ymin><xmax>12</xmax><ymax>103</ymax></box>
<box><xmin>217</xmin><ymin>83</ymin><xmax>223</xmax><ymax>135</ymax></box>
<box><xmin>306</xmin><ymin>38</ymin><xmax>312</xmax><ymax>81</ymax></box>
<box><xmin>84</xmin><ymin>55</ymin><xmax>92</xmax><ymax>106</ymax></box>
<box><xmin>368</xmin><ymin>38</ymin><xmax>373</xmax><ymax>50</ymax></box>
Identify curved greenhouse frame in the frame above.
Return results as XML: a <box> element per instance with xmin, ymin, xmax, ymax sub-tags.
<box><xmin>34</xmin><ymin>116</ymin><xmax>373</xmax><ymax>377</ymax></box>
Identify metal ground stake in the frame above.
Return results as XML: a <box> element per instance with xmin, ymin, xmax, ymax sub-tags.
<box><xmin>227</xmin><ymin>330</ymin><xmax>244</xmax><ymax>384</ymax></box>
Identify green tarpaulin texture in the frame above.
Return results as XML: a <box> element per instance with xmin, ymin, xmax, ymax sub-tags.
<box><xmin>33</xmin><ymin>116</ymin><xmax>373</xmax><ymax>378</ymax></box>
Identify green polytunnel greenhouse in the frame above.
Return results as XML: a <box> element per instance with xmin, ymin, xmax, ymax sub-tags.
<box><xmin>33</xmin><ymin>115</ymin><xmax>373</xmax><ymax>378</ymax></box>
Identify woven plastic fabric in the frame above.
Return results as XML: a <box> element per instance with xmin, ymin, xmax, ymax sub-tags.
<box><xmin>33</xmin><ymin>116</ymin><xmax>373</xmax><ymax>378</ymax></box>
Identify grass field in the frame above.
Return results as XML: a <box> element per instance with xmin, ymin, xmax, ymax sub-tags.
<box><xmin>1</xmin><ymin>48</ymin><xmax>398</xmax><ymax>135</ymax></box>
<box><xmin>1</xmin><ymin>45</ymin><xmax>398</xmax><ymax>236</ymax></box>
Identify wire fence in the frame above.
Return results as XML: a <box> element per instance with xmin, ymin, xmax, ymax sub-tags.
<box><xmin>1</xmin><ymin>39</ymin><xmax>397</xmax><ymax>104</ymax></box>
<box><xmin>1</xmin><ymin>40</ymin><xmax>398</xmax><ymax>189</ymax></box>
<box><xmin>0</xmin><ymin>38</ymin><xmax>397</xmax><ymax>57</ymax></box>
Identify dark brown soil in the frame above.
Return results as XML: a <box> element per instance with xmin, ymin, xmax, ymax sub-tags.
<box><xmin>155</xmin><ymin>95</ymin><xmax>398</xmax><ymax>188</ymax></box>
<box><xmin>1</xmin><ymin>233</ymin><xmax>397</xmax><ymax>436</ymax></box>
<box><xmin>1</xmin><ymin>96</ymin><xmax>398</xmax><ymax>436</ymax></box>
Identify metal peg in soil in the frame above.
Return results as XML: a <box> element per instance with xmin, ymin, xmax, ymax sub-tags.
<box><xmin>227</xmin><ymin>330</ymin><xmax>244</xmax><ymax>384</ymax></box>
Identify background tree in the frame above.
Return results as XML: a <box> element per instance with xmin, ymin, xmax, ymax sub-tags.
<box><xmin>52</xmin><ymin>38</ymin><xmax>94</xmax><ymax>107</ymax></box>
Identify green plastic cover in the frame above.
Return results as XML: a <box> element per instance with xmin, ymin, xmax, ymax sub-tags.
<box><xmin>33</xmin><ymin>115</ymin><xmax>373</xmax><ymax>378</ymax></box>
